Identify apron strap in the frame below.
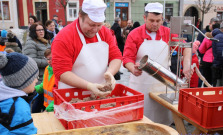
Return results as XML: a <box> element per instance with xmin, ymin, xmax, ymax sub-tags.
<box><xmin>96</xmin><ymin>33</ymin><xmax>101</xmax><ymax>42</ymax></box>
<box><xmin>76</xmin><ymin>24</ymin><xmax>86</xmax><ymax>45</ymax></box>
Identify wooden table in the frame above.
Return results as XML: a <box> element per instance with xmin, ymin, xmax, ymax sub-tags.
<box><xmin>32</xmin><ymin>112</ymin><xmax>153</xmax><ymax>134</ymax></box>
<box><xmin>149</xmin><ymin>92</ymin><xmax>223</xmax><ymax>134</ymax></box>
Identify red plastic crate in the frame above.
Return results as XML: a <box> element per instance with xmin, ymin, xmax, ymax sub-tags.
<box><xmin>178</xmin><ymin>87</ymin><xmax>223</xmax><ymax>129</ymax></box>
<box><xmin>53</xmin><ymin>84</ymin><xmax>144</xmax><ymax>129</ymax></box>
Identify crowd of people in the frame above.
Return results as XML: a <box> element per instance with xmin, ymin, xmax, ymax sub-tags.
<box><xmin>1</xmin><ymin>0</ymin><xmax>223</xmax><ymax>134</ymax></box>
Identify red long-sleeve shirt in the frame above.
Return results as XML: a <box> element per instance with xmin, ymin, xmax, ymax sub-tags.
<box><xmin>123</xmin><ymin>24</ymin><xmax>178</xmax><ymax>66</ymax></box>
<box><xmin>52</xmin><ymin>19</ymin><xmax>122</xmax><ymax>82</ymax></box>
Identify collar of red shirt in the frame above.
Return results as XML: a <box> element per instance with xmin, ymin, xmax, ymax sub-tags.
<box><xmin>143</xmin><ymin>24</ymin><xmax>164</xmax><ymax>40</ymax></box>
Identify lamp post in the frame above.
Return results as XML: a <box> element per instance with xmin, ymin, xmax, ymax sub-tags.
<box><xmin>179</xmin><ymin>0</ymin><xmax>184</xmax><ymax>16</ymax></box>
<box><xmin>163</xmin><ymin>0</ymin><xmax>166</xmax><ymax>19</ymax></box>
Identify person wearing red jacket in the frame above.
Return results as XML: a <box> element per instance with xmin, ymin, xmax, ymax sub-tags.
<box><xmin>123</xmin><ymin>2</ymin><xmax>193</xmax><ymax>125</ymax></box>
<box><xmin>190</xmin><ymin>41</ymin><xmax>200</xmax><ymax>88</ymax></box>
<box><xmin>51</xmin><ymin>0</ymin><xmax>122</xmax><ymax>97</ymax></box>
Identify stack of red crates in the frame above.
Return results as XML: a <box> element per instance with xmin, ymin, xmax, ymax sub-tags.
<box><xmin>178</xmin><ymin>87</ymin><xmax>223</xmax><ymax>129</ymax></box>
<box><xmin>53</xmin><ymin>84</ymin><xmax>144</xmax><ymax>129</ymax></box>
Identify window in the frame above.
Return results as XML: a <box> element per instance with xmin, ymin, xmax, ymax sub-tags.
<box><xmin>67</xmin><ymin>1</ymin><xmax>79</xmax><ymax>21</ymax></box>
<box><xmin>217</xmin><ymin>12</ymin><xmax>223</xmax><ymax>21</ymax></box>
<box><xmin>165</xmin><ymin>3</ymin><xmax>173</xmax><ymax>22</ymax></box>
<box><xmin>0</xmin><ymin>1</ymin><xmax>10</xmax><ymax>20</ymax></box>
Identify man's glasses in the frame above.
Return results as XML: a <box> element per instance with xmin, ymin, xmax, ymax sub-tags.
<box><xmin>36</xmin><ymin>29</ymin><xmax>44</xmax><ymax>32</ymax></box>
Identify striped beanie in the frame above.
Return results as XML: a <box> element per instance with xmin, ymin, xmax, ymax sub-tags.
<box><xmin>0</xmin><ymin>52</ymin><xmax>39</xmax><ymax>90</ymax></box>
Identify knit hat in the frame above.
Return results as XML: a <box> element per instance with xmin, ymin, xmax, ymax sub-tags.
<box><xmin>0</xmin><ymin>52</ymin><xmax>39</xmax><ymax>90</ymax></box>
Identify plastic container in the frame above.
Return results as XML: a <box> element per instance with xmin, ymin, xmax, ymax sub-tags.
<box><xmin>178</xmin><ymin>87</ymin><xmax>223</xmax><ymax>129</ymax></box>
<box><xmin>53</xmin><ymin>84</ymin><xmax>144</xmax><ymax>129</ymax></box>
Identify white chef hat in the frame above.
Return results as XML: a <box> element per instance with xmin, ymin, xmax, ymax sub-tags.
<box><xmin>145</xmin><ymin>2</ymin><xmax>163</xmax><ymax>13</ymax></box>
<box><xmin>82</xmin><ymin>0</ymin><xmax>107</xmax><ymax>22</ymax></box>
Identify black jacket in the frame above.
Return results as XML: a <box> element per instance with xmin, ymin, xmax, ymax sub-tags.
<box><xmin>111</xmin><ymin>23</ymin><xmax>124</xmax><ymax>54</ymax></box>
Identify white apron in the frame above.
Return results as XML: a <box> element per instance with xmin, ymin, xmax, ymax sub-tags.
<box><xmin>58</xmin><ymin>25</ymin><xmax>109</xmax><ymax>89</ymax></box>
<box><xmin>129</xmin><ymin>37</ymin><xmax>173</xmax><ymax>125</ymax></box>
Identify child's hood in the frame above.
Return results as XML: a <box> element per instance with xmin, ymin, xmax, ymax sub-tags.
<box><xmin>0</xmin><ymin>81</ymin><xmax>27</xmax><ymax>101</ymax></box>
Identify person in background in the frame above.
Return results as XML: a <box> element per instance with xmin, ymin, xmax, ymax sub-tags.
<box><xmin>5</xmin><ymin>30</ymin><xmax>22</xmax><ymax>53</ymax></box>
<box><xmin>212</xmin><ymin>23</ymin><xmax>223</xmax><ymax>87</ymax></box>
<box><xmin>0</xmin><ymin>52</ymin><xmax>39</xmax><ymax>134</ymax></box>
<box><xmin>111</xmin><ymin>17</ymin><xmax>125</xmax><ymax>55</ymax></box>
<box><xmin>123</xmin><ymin>2</ymin><xmax>193</xmax><ymax>125</ymax></box>
<box><xmin>45</xmin><ymin>20</ymin><xmax>59</xmax><ymax>42</ymax></box>
<box><xmin>163</xmin><ymin>19</ymin><xmax>168</xmax><ymax>27</ymax></box>
<box><xmin>130</xmin><ymin>21</ymin><xmax>140</xmax><ymax>32</ymax></box>
<box><xmin>0</xmin><ymin>30</ymin><xmax>7</xmax><ymax>52</ymax></box>
<box><xmin>104</xmin><ymin>22</ymin><xmax>121</xmax><ymax>80</ymax></box>
<box><xmin>198</xmin><ymin>23</ymin><xmax>220</xmax><ymax>87</ymax></box>
<box><xmin>197</xmin><ymin>17</ymin><xmax>219</xmax><ymax>87</ymax></box>
<box><xmin>104</xmin><ymin>22</ymin><xmax>117</xmax><ymax>46</ymax></box>
<box><xmin>23</xmin><ymin>23</ymin><xmax>50</xmax><ymax>113</ymax></box>
<box><xmin>122</xmin><ymin>19</ymin><xmax>133</xmax><ymax>43</ymax></box>
<box><xmin>52</xmin><ymin>15</ymin><xmax>59</xmax><ymax>31</ymax></box>
<box><xmin>197</xmin><ymin>17</ymin><xmax>219</xmax><ymax>43</ymax></box>
<box><xmin>28</xmin><ymin>15</ymin><xmax>38</xmax><ymax>28</ymax></box>
<box><xmin>52</xmin><ymin>0</ymin><xmax>122</xmax><ymax>96</ymax></box>
<box><xmin>58</xmin><ymin>20</ymin><xmax>64</xmax><ymax>31</ymax></box>
<box><xmin>196</xmin><ymin>18</ymin><xmax>202</xmax><ymax>30</ymax></box>
<box><xmin>4</xmin><ymin>48</ymin><xmax>14</xmax><ymax>53</ymax></box>
<box><xmin>35</xmin><ymin>48</ymin><xmax>55</xmax><ymax>112</ymax></box>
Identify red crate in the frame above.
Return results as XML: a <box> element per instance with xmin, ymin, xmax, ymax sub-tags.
<box><xmin>53</xmin><ymin>84</ymin><xmax>144</xmax><ymax>129</ymax></box>
<box><xmin>178</xmin><ymin>87</ymin><xmax>223</xmax><ymax>129</ymax></box>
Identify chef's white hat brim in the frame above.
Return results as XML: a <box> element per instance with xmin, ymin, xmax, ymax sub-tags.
<box><xmin>145</xmin><ymin>2</ymin><xmax>163</xmax><ymax>13</ymax></box>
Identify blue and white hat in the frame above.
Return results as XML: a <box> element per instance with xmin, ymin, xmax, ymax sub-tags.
<box><xmin>0</xmin><ymin>52</ymin><xmax>39</xmax><ymax>90</ymax></box>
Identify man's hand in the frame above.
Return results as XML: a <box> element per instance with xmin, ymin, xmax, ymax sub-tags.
<box><xmin>183</xmin><ymin>65</ymin><xmax>194</xmax><ymax>80</ymax></box>
<box><xmin>133</xmin><ymin>63</ymin><xmax>142</xmax><ymax>76</ymax></box>
<box><xmin>87</xmin><ymin>82</ymin><xmax>111</xmax><ymax>97</ymax></box>
<box><xmin>104</xmin><ymin>71</ymin><xmax>116</xmax><ymax>90</ymax></box>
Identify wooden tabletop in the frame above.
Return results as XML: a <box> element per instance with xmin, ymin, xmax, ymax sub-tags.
<box><xmin>32</xmin><ymin>112</ymin><xmax>153</xmax><ymax>134</ymax></box>
<box><xmin>149</xmin><ymin>91</ymin><xmax>223</xmax><ymax>134</ymax></box>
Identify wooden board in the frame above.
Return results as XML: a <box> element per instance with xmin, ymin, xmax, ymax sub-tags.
<box><xmin>36</xmin><ymin>122</ymin><xmax>178</xmax><ymax>135</ymax></box>
<box><xmin>32</xmin><ymin>112</ymin><xmax>153</xmax><ymax>134</ymax></box>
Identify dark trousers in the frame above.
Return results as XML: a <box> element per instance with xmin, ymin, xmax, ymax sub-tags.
<box><xmin>212</xmin><ymin>66</ymin><xmax>223</xmax><ymax>87</ymax></box>
<box><xmin>202</xmin><ymin>62</ymin><xmax>212</xmax><ymax>87</ymax></box>
<box><xmin>31</xmin><ymin>93</ymin><xmax>45</xmax><ymax>113</ymax></box>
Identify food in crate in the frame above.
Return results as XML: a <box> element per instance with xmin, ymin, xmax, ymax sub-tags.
<box><xmin>69</xmin><ymin>94</ymin><xmax>120</xmax><ymax>109</ymax></box>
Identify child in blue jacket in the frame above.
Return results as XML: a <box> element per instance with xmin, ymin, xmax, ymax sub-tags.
<box><xmin>0</xmin><ymin>52</ymin><xmax>39</xmax><ymax>134</ymax></box>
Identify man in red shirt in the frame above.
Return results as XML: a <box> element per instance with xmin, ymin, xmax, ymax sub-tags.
<box><xmin>51</xmin><ymin>0</ymin><xmax>122</xmax><ymax>96</ymax></box>
<box><xmin>123</xmin><ymin>2</ymin><xmax>192</xmax><ymax>125</ymax></box>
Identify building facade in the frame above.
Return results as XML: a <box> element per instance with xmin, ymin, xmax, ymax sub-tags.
<box><xmin>17</xmin><ymin>0</ymin><xmax>82</xmax><ymax>28</ymax></box>
<box><xmin>183</xmin><ymin>0</ymin><xmax>223</xmax><ymax>29</ymax></box>
<box><xmin>105</xmin><ymin>0</ymin><xmax>179</xmax><ymax>27</ymax></box>
<box><xmin>1</xmin><ymin>0</ymin><xmax>222</xmax><ymax>29</ymax></box>
<box><xmin>1</xmin><ymin>0</ymin><xmax>180</xmax><ymax>29</ymax></box>
<box><xmin>0</xmin><ymin>0</ymin><xmax>19</xmax><ymax>29</ymax></box>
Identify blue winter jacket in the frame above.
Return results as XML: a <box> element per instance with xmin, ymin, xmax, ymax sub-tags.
<box><xmin>0</xmin><ymin>82</ymin><xmax>37</xmax><ymax>135</ymax></box>
<box><xmin>212</xmin><ymin>28</ymin><xmax>223</xmax><ymax>67</ymax></box>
